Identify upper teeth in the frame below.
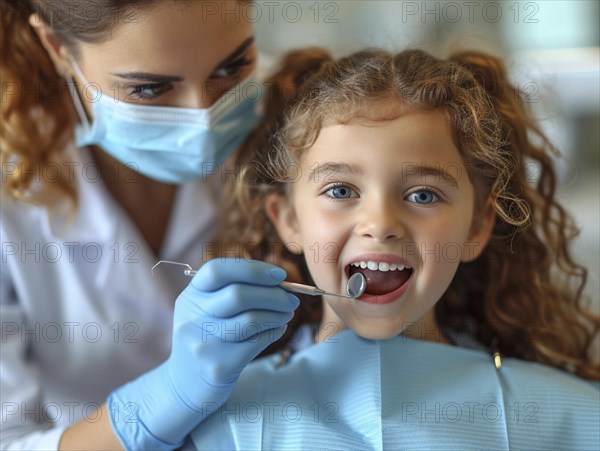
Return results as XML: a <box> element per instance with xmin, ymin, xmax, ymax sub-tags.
<box><xmin>350</xmin><ymin>261</ymin><xmax>410</xmax><ymax>272</ymax></box>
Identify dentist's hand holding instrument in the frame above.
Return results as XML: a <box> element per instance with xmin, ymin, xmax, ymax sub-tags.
<box><xmin>182</xmin><ymin>264</ymin><xmax>367</xmax><ymax>299</ymax></box>
<box><xmin>108</xmin><ymin>259</ymin><xmax>300</xmax><ymax>450</ymax></box>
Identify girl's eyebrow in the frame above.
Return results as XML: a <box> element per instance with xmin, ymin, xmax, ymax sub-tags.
<box><xmin>308</xmin><ymin>162</ymin><xmax>459</xmax><ymax>188</ymax></box>
<box><xmin>109</xmin><ymin>37</ymin><xmax>255</xmax><ymax>83</ymax></box>
<box><xmin>404</xmin><ymin>164</ymin><xmax>459</xmax><ymax>188</ymax></box>
<box><xmin>309</xmin><ymin>162</ymin><xmax>363</xmax><ymax>181</ymax></box>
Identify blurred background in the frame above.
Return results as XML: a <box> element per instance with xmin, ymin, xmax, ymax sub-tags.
<box><xmin>253</xmin><ymin>0</ymin><xmax>600</xmax><ymax>308</ymax></box>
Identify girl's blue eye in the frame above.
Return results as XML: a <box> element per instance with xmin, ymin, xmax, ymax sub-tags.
<box><xmin>407</xmin><ymin>190</ymin><xmax>439</xmax><ymax>205</ymax></box>
<box><xmin>326</xmin><ymin>185</ymin><xmax>357</xmax><ymax>199</ymax></box>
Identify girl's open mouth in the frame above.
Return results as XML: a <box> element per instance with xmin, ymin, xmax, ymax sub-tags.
<box><xmin>347</xmin><ymin>259</ymin><xmax>414</xmax><ymax>304</ymax></box>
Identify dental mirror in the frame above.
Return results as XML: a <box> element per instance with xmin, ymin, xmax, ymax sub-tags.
<box><xmin>346</xmin><ymin>272</ymin><xmax>367</xmax><ymax>298</ymax></box>
<box><xmin>279</xmin><ymin>272</ymin><xmax>367</xmax><ymax>300</ymax></box>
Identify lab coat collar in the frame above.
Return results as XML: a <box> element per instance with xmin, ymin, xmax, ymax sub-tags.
<box><xmin>40</xmin><ymin>145</ymin><xmax>117</xmax><ymax>244</ymax></box>
<box><xmin>38</xmin><ymin>144</ymin><xmax>219</xmax><ymax>293</ymax></box>
<box><xmin>41</xmin><ymin>144</ymin><xmax>221</xmax><ymax>266</ymax></box>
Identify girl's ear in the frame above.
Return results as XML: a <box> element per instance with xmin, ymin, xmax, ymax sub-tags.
<box><xmin>461</xmin><ymin>198</ymin><xmax>496</xmax><ymax>262</ymax></box>
<box><xmin>264</xmin><ymin>193</ymin><xmax>303</xmax><ymax>254</ymax></box>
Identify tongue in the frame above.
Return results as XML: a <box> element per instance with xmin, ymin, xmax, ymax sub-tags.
<box><xmin>349</xmin><ymin>266</ymin><xmax>412</xmax><ymax>295</ymax></box>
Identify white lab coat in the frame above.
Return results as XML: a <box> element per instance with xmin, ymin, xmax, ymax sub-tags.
<box><xmin>0</xmin><ymin>144</ymin><xmax>223</xmax><ymax>450</ymax></box>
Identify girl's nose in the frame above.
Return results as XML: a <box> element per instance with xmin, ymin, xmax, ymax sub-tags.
<box><xmin>354</xmin><ymin>199</ymin><xmax>405</xmax><ymax>242</ymax></box>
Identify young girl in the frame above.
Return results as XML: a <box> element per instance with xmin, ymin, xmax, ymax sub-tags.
<box><xmin>188</xmin><ymin>48</ymin><xmax>599</xmax><ymax>449</ymax></box>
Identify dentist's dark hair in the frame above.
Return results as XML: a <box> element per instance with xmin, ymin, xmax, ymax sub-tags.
<box><xmin>216</xmin><ymin>47</ymin><xmax>599</xmax><ymax>380</ymax></box>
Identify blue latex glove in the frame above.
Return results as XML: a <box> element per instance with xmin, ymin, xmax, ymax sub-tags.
<box><xmin>107</xmin><ymin>258</ymin><xmax>299</xmax><ymax>450</ymax></box>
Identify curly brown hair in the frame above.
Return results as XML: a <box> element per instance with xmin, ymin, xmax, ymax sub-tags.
<box><xmin>215</xmin><ymin>47</ymin><xmax>599</xmax><ymax>380</ymax></box>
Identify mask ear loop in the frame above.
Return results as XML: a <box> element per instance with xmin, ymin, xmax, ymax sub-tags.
<box><xmin>66</xmin><ymin>57</ymin><xmax>91</xmax><ymax>129</ymax></box>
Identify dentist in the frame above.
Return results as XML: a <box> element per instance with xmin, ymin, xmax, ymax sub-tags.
<box><xmin>1</xmin><ymin>1</ymin><xmax>298</xmax><ymax>449</ymax></box>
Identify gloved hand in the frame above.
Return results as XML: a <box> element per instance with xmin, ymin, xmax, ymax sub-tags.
<box><xmin>107</xmin><ymin>258</ymin><xmax>299</xmax><ymax>450</ymax></box>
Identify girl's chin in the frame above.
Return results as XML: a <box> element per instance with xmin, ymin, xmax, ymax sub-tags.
<box><xmin>347</xmin><ymin>324</ymin><xmax>405</xmax><ymax>341</ymax></box>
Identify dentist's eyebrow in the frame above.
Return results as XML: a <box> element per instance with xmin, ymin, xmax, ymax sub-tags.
<box><xmin>215</xmin><ymin>36</ymin><xmax>255</xmax><ymax>68</ymax></box>
<box><xmin>109</xmin><ymin>37</ymin><xmax>255</xmax><ymax>83</ymax></box>
<box><xmin>404</xmin><ymin>164</ymin><xmax>459</xmax><ymax>188</ymax></box>
<box><xmin>308</xmin><ymin>162</ymin><xmax>363</xmax><ymax>181</ymax></box>
<box><xmin>110</xmin><ymin>72</ymin><xmax>183</xmax><ymax>83</ymax></box>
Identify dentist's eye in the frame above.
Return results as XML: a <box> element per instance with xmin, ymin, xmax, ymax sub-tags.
<box><xmin>325</xmin><ymin>184</ymin><xmax>358</xmax><ymax>199</ymax></box>
<box><xmin>213</xmin><ymin>57</ymin><xmax>253</xmax><ymax>79</ymax></box>
<box><xmin>406</xmin><ymin>189</ymin><xmax>440</xmax><ymax>205</ymax></box>
<box><xmin>128</xmin><ymin>82</ymin><xmax>173</xmax><ymax>100</ymax></box>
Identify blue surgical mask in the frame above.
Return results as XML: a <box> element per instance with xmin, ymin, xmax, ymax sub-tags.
<box><xmin>69</xmin><ymin>59</ymin><xmax>262</xmax><ymax>184</ymax></box>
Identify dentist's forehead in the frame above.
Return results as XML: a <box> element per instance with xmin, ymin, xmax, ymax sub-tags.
<box><xmin>77</xmin><ymin>1</ymin><xmax>254</xmax><ymax>80</ymax></box>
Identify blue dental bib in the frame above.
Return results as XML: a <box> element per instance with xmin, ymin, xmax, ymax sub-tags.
<box><xmin>190</xmin><ymin>330</ymin><xmax>599</xmax><ymax>450</ymax></box>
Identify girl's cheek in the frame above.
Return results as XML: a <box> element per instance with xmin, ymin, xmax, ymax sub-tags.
<box><xmin>306</xmin><ymin>209</ymin><xmax>343</xmax><ymax>237</ymax></box>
